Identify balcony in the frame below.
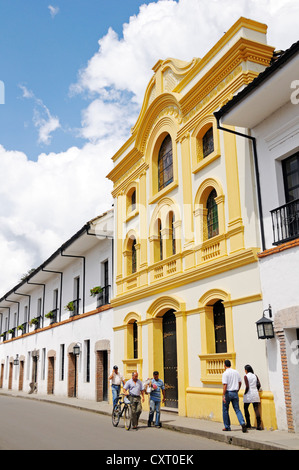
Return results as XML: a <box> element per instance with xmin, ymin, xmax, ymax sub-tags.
<box><xmin>97</xmin><ymin>285</ymin><xmax>111</xmax><ymax>307</ymax></box>
<box><xmin>271</xmin><ymin>198</ymin><xmax>299</xmax><ymax>245</ymax></box>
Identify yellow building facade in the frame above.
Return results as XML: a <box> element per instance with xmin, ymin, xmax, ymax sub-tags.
<box><xmin>107</xmin><ymin>17</ymin><xmax>277</xmax><ymax>428</ymax></box>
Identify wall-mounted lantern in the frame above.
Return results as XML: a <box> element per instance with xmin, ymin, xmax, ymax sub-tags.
<box><xmin>256</xmin><ymin>305</ymin><xmax>275</xmax><ymax>339</ymax></box>
<box><xmin>14</xmin><ymin>354</ymin><xmax>19</xmax><ymax>366</ymax></box>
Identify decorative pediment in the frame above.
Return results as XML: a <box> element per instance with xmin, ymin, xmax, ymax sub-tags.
<box><xmin>131</xmin><ymin>57</ymin><xmax>199</xmax><ymax>136</ymax></box>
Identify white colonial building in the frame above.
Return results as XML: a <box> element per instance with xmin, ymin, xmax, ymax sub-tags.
<box><xmin>0</xmin><ymin>209</ymin><xmax>114</xmax><ymax>402</ymax></box>
<box><xmin>215</xmin><ymin>39</ymin><xmax>299</xmax><ymax>432</ymax></box>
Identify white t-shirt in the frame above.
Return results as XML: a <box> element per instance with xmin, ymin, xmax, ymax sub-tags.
<box><xmin>222</xmin><ymin>368</ymin><xmax>241</xmax><ymax>391</ymax></box>
<box><xmin>111</xmin><ymin>372</ymin><xmax>124</xmax><ymax>385</ymax></box>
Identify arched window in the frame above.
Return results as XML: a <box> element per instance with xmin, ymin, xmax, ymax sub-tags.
<box><xmin>207</xmin><ymin>189</ymin><xmax>219</xmax><ymax>239</ymax></box>
<box><xmin>213</xmin><ymin>300</ymin><xmax>227</xmax><ymax>353</ymax></box>
<box><xmin>131</xmin><ymin>238</ymin><xmax>137</xmax><ymax>274</ymax></box>
<box><xmin>133</xmin><ymin>320</ymin><xmax>138</xmax><ymax>359</ymax></box>
<box><xmin>202</xmin><ymin>126</ymin><xmax>214</xmax><ymax>158</ymax></box>
<box><xmin>158</xmin><ymin>135</ymin><xmax>173</xmax><ymax>191</ymax></box>
<box><xmin>131</xmin><ymin>189</ymin><xmax>136</xmax><ymax>212</ymax></box>
<box><xmin>169</xmin><ymin>212</ymin><xmax>176</xmax><ymax>256</ymax></box>
<box><xmin>158</xmin><ymin>219</ymin><xmax>163</xmax><ymax>261</ymax></box>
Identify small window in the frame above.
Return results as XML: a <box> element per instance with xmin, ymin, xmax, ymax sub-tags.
<box><xmin>203</xmin><ymin>127</ymin><xmax>214</xmax><ymax>158</ymax></box>
<box><xmin>213</xmin><ymin>300</ymin><xmax>227</xmax><ymax>354</ymax></box>
<box><xmin>207</xmin><ymin>189</ymin><xmax>219</xmax><ymax>239</ymax></box>
<box><xmin>158</xmin><ymin>135</ymin><xmax>173</xmax><ymax>191</ymax></box>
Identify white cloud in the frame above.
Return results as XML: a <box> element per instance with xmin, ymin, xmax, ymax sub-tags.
<box><xmin>73</xmin><ymin>0</ymin><xmax>299</xmax><ymax>108</ymax></box>
<box><xmin>19</xmin><ymin>85</ymin><xmax>61</xmax><ymax>145</ymax></box>
<box><xmin>1</xmin><ymin>0</ymin><xmax>298</xmax><ymax>295</ymax></box>
<box><xmin>48</xmin><ymin>5</ymin><xmax>59</xmax><ymax>19</ymax></box>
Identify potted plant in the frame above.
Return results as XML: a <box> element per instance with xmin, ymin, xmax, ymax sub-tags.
<box><xmin>8</xmin><ymin>329</ymin><xmax>14</xmax><ymax>335</ymax></box>
<box><xmin>45</xmin><ymin>311</ymin><xmax>55</xmax><ymax>319</ymax></box>
<box><xmin>64</xmin><ymin>301</ymin><xmax>75</xmax><ymax>312</ymax></box>
<box><xmin>90</xmin><ymin>286</ymin><xmax>102</xmax><ymax>297</ymax></box>
<box><xmin>29</xmin><ymin>317</ymin><xmax>39</xmax><ymax>327</ymax></box>
<box><xmin>17</xmin><ymin>324</ymin><xmax>24</xmax><ymax>331</ymax></box>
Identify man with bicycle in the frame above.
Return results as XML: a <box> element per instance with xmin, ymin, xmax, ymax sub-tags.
<box><xmin>109</xmin><ymin>365</ymin><xmax>125</xmax><ymax>407</ymax></box>
<box><xmin>124</xmin><ymin>371</ymin><xmax>145</xmax><ymax>429</ymax></box>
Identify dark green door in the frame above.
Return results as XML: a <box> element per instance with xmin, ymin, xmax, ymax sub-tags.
<box><xmin>163</xmin><ymin>310</ymin><xmax>178</xmax><ymax>408</ymax></box>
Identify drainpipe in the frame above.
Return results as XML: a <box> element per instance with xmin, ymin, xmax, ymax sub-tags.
<box><xmin>0</xmin><ymin>307</ymin><xmax>10</xmax><ymax>335</ymax></box>
<box><xmin>14</xmin><ymin>291</ymin><xmax>31</xmax><ymax>328</ymax></box>
<box><xmin>60</xmin><ymin>251</ymin><xmax>86</xmax><ymax>314</ymax></box>
<box><xmin>5</xmin><ymin>299</ymin><xmax>20</xmax><ymax>331</ymax></box>
<box><xmin>42</xmin><ymin>268</ymin><xmax>63</xmax><ymax>322</ymax></box>
<box><xmin>86</xmin><ymin>225</ymin><xmax>114</xmax><ymax>301</ymax></box>
<box><xmin>214</xmin><ymin>115</ymin><xmax>266</xmax><ymax>252</ymax></box>
<box><xmin>27</xmin><ymin>280</ymin><xmax>46</xmax><ymax>324</ymax></box>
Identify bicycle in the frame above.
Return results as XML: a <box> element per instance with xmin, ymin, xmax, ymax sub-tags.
<box><xmin>112</xmin><ymin>393</ymin><xmax>132</xmax><ymax>430</ymax></box>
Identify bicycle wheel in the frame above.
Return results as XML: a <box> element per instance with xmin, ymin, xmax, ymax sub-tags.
<box><xmin>112</xmin><ymin>404</ymin><xmax>121</xmax><ymax>427</ymax></box>
<box><xmin>124</xmin><ymin>405</ymin><xmax>131</xmax><ymax>430</ymax></box>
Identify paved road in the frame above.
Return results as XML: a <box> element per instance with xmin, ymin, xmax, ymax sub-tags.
<box><xmin>0</xmin><ymin>396</ymin><xmax>243</xmax><ymax>451</ymax></box>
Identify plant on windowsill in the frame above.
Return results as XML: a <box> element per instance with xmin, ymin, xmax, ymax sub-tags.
<box><xmin>90</xmin><ymin>286</ymin><xmax>102</xmax><ymax>297</ymax></box>
<box><xmin>17</xmin><ymin>325</ymin><xmax>24</xmax><ymax>331</ymax></box>
<box><xmin>64</xmin><ymin>301</ymin><xmax>75</xmax><ymax>312</ymax></box>
<box><xmin>29</xmin><ymin>318</ymin><xmax>39</xmax><ymax>327</ymax></box>
<box><xmin>45</xmin><ymin>311</ymin><xmax>55</xmax><ymax>319</ymax></box>
<box><xmin>8</xmin><ymin>329</ymin><xmax>14</xmax><ymax>334</ymax></box>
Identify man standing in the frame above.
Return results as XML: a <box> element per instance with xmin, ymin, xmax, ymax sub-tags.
<box><xmin>124</xmin><ymin>371</ymin><xmax>145</xmax><ymax>429</ymax></box>
<box><xmin>147</xmin><ymin>371</ymin><xmax>165</xmax><ymax>428</ymax></box>
<box><xmin>109</xmin><ymin>365</ymin><xmax>125</xmax><ymax>407</ymax></box>
<box><xmin>222</xmin><ymin>359</ymin><xmax>247</xmax><ymax>433</ymax></box>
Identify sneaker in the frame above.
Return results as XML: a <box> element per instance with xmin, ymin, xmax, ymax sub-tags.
<box><xmin>242</xmin><ymin>424</ymin><xmax>247</xmax><ymax>433</ymax></box>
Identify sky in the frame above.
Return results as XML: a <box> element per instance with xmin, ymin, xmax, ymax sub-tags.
<box><xmin>0</xmin><ymin>0</ymin><xmax>298</xmax><ymax>296</ymax></box>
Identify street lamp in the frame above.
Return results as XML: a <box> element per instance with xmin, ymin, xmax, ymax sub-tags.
<box><xmin>14</xmin><ymin>354</ymin><xmax>19</xmax><ymax>366</ymax></box>
<box><xmin>256</xmin><ymin>305</ymin><xmax>275</xmax><ymax>339</ymax></box>
<box><xmin>73</xmin><ymin>343</ymin><xmax>81</xmax><ymax>356</ymax></box>
<box><xmin>73</xmin><ymin>343</ymin><xmax>81</xmax><ymax>398</ymax></box>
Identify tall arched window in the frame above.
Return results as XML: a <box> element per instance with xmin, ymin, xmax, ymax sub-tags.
<box><xmin>213</xmin><ymin>300</ymin><xmax>227</xmax><ymax>353</ymax></box>
<box><xmin>207</xmin><ymin>189</ymin><xmax>219</xmax><ymax>239</ymax></box>
<box><xmin>133</xmin><ymin>320</ymin><xmax>138</xmax><ymax>359</ymax></box>
<box><xmin>158</xmin><ymin>219</ymin><xmax>163</xmax><ymax>261</ymax></box>
<box><xmin>131</xmin><ymin>238</ymin><xmax>137</xmax><ymax>274</ymax></box>
<box><xmin>158</xmin><ymin>135</ymin><xmax>173</xmax><ymax>191</ymax></box>
<box><xmin>170</xmin><ymin>212</ymin><xmax>176</xmax><ymax>256</ymax></box>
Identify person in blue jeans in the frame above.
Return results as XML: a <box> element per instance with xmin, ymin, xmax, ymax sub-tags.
<box><xmin>147</xmin><ymin>371</ymin><xmax>165</xmax><ymax>428</ymax></box>
<box><xmin>109</xmin><ymin>365</ymin><xmax>125</xmax><ymax>407</ymax></box>
<box><xmin>222</xmin><ymin>359</ymin><xmax>247</xmax><ymax>433</ymax></box>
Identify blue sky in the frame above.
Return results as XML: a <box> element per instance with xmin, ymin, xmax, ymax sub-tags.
<box><xmin>0</xmin><ymin>0</ymin><xmax>161</xmax><ymax>159</ymax></box>
<box><xmin>0</xmin><ymin>0</ymin><xmax>298</xmax><ymax>294</ymax></box>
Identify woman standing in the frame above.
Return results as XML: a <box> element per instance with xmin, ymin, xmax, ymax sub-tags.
<box><xmin>243</xmin><ymin>365</ymin><xmax>262</xmax><ymax>430</ymax></box>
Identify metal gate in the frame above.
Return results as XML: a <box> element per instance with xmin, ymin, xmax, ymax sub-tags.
<box><xmin>163</xmin><ymin>309</ymin><xmax>178</xmax><ymax>408</ymax></box>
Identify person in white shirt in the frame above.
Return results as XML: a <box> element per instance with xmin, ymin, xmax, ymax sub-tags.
<box><xmin>222</xmin><ymin>359</ymin><xmax>247</xmax><ymax>432</ymax></box>
<box><xmin>109</xmin><ymin>365</ymin><xmax>125</xmax><ymax>407</ymax></box>
<box><xmin>243</xmin><ymin>364</ymin><xmax>262</xmax><ymax>430</ymax></box>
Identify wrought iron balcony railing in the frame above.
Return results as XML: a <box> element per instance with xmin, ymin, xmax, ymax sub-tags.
<box><xmin>271</xmin><ymin>198</ymin><xmax>299</xmax><ymax>245</ymax></box>
<box><xmin>97</xmin><ymin>285</ymin><xmax>111</xmax><ymax>307</ymax></box>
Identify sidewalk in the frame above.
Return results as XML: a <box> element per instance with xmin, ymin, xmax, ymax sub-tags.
<box><xmin>1</xmin><ymin>389</ymin><xmax>299</xmax><ymax>450</ymax></box>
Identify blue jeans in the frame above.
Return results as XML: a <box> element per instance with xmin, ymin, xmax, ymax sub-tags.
<box><xmin>112</xmin><ymin>384</ymin><xmax>120</xmax><ymax>407</ymax></box>
<box><xmin>149</xmin><ymin>399</ymin><xmax>161</xmax><ymax>426</ymax></box>
<box><xmin>222</xmin><ymin>391</ymin><xmax>245</xmax><ymax>430</ymax></box>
